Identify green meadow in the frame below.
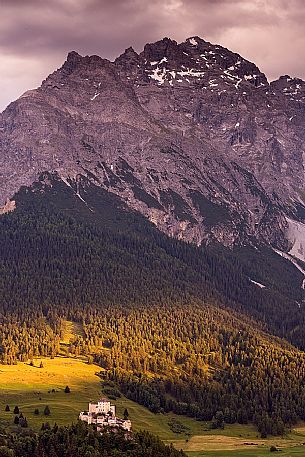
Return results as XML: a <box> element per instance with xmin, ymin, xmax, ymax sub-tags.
<box><xmin>1</xmin><ymin>357</ymin><xmax>305</xmax><ymax>456</ymax></box>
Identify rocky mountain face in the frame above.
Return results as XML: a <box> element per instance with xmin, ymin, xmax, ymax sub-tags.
<box><xmin>0</xmin><ymin>36</ymin><xmax>304</xmax><ymax>253</ymax></box>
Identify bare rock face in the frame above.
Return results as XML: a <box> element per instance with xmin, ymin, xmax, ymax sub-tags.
<box><xmin>0</xmin><ymin>199</ymin><xmax>15</xmax><ymax>215</ymax></box>
<box><xmin>0</xmin><ymin>37</ymin><xmax>304</xmax><ymax>251</ymax></box>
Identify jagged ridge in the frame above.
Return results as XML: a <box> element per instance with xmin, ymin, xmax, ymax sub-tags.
<box><xmin>0</xmin><ymin>36</ymin><xmax>304</xmax><ymax>253</ymax></box>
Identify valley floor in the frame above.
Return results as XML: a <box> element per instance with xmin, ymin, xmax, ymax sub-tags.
<box><xmin>1</xmin><ymin>357</ymin><xmax>305</xmax><ymax>456</ymax></box>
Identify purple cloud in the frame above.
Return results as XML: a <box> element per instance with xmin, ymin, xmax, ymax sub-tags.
<box><xmin>0</xmin><ymin>0</ymin><xmax>304</xmax><ymax>110</ymax></box>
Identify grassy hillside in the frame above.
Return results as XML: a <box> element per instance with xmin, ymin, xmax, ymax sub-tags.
<box><xmin>1</xmin><ymin>357</ymin><xmax>305</xmax><ymax>456</ymax></box>
<box><xmin>0</xmin><ymin>357</ymin><xmax>98</xmax><ymax>430</ymax></box>
<box><xmin>0</xmin><ymin>356</ymin><xmax>207</xmax><ymax>438</ymax></box>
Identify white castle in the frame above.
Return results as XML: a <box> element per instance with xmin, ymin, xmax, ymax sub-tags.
<box><xmin>79</xmin><ymin>398</ymin><xmax>131</xmax><ymax>432</ymax></box>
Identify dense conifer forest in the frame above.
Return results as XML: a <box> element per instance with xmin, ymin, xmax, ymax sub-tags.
<box><xmin>0</xmin><ymin>421</ymin><xmax>184</xmax><ymax>457</ymax></box>
<box><xmin>91</xmin><ymin>305</ymin><xmax>305</xmax><ymax>436</ymax></box>
<box><xmin>1</xmin><ymin>175</ymin><xmax>305</xmax><ymax>436</ymax></box>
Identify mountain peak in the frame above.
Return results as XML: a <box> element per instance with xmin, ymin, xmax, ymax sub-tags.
<box><xmin>66</xmin><ymin>50</ymin><xmax>82</xmax><ymax>62</ymax></box>
<box><xmin>142</xmin><ymin>37</ymin><xmax>179</xmax><ymax>61</ymax></box>
<box><xmin>184</xmin><ymin>36</ymin><xmax>206</xmax><ymax>46</ymax></box>
<box><xmin>125</xmin><ymin>46</ymin><xmax>138</xmax><ymax>55</ymax></box>
<box><xmin>115</xmin><ymin>46</ymin><xmax>139</xmax><ymax>63</ymax></box>
<box><xmin>270</xmin><ymin>74</ymin><xmax>305</xmax><ymax>102</ymax></box>
<box><xmin>114</xmin><ymin>35</ymin><xmax>267</xmax><ymax>89</ymax></box>
<box><xmin>0</xmin><ymin>35</ymin><xmax>304</xmax><ymax>253</ymax></box>
<box><xmin>65</xmin><ymin>50</ymin><xmax>108</xmax><ymax>67</ymax></box>
<box><xmin>159</xmin><ymin>36</ymin><xmax>178</xmax><ymax>45</ymax></box>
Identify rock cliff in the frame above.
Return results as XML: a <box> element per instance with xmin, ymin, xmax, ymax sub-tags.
<box><xmin>1</xmin><ymin>36</ymin><xmax>304</xmax><ymax>252</ymax></box>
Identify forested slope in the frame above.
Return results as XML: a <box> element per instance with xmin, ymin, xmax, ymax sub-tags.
<box><xmin>0</xmin><ymin>174</ymin><xmax>303</xmax><ymax>341</ymax></box>
<box><xmin>0</xmin><ymin>422</ymin><xmax>184</xmax><ymax>457</ymax></box>
<box><xmin>1</xmin><ymin>174</ymin><xmax>305</xmax><ymax>435</ymax></box>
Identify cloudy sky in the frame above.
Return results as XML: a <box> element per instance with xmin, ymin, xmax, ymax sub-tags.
<box><xmin>0</xmin><ymin>0</ymin><xmax>304</xmax><ymax>111</ymax></box>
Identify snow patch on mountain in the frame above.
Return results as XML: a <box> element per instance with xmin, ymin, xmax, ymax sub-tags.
<box><xmin>188</xmin><ymin>37</ymin><xmax>198</xmax><ymax>46</ymax></box>
<box><xmin>287</xmin><ymin>218</ymin><xmax>305</xmax><ymax>262</ymax></box>
<box><xmin>148</xmin><ymin>66</ymin><xmax>206</xmax><ymax>85</ymax></box>
<box><xmin>90</xmin><ymin>93</ymin><xmax>100</xmax><ymax>101</ymax></box>
<box><xmin>273</xmin><ymin>246</ymin><xmax>305</xmax><ymax>289</ymax></box>
<box><xmin>250</xmin><ymin>279</ymin><xmax>266</xmax><ymax>288</ymax></box>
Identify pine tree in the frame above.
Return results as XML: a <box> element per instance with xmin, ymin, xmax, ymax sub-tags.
<box><xmin>44</xmin><ymin>405</ymin><xmax>51</xmax><ymax>416</ymax></box>
<box><xmin>20</xmin><ymin>417</ymin><xmax>28</xmax><ymax>428</ymax></box>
